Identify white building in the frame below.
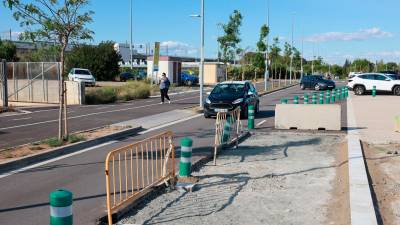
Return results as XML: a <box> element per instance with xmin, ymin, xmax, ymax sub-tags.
<box><xmin>113</xmin><ymin>43</ymin><xmax>148</xmax><ymax>66</ymax></box>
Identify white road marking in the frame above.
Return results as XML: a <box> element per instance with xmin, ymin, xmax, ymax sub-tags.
<box><xmin>256</xmin><ymin>120</ymin><xmax>267</xmax><ymax>127</ymax></box>
<box><xmin>0</xmin><ymin>141</ymin><xmax>117</xmax><ymax>179</ymax></box>
<box><xmin>0</xmin><ymin>96</ymin><xmax>199</xmax><ymax>131</ymax></box>
<box><xmin>12</xmin><ymin>117</ymin><xmax>32</xmax><ymax>121</ymax></box>
<box><xmin>0</xmin><ymin>113</ymin><xmax>203</xmax><ymax>179</ymax></box>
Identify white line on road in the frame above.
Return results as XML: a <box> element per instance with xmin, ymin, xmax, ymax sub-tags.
<box><xmin>256</xmin><ymin>120</ymin><xmax>267</xmax><ymax>127</ymax></box>
<box><xmin>0</xmin><ymin>96</ymin><xmax>199</xmax><ymax>131</ymax></box>
<box><xmin>12</xmin><ymin>117</ymin><xmax>32</xmax><ymax>121</ymax></box>
<box><xmin>0</xmin><ymin>141</ymin><xmax>117</xmax><ymax>179</ymax></box>
<box><xmin>0</xmin><ymin>113</ymin><xmax>203</xmax><ymax>179</ymax></box>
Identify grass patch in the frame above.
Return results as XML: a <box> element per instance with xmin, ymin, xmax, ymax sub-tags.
<box><xmin>85</xmin><ymin>81</ymin><xmax>151</xmax><ymax>104</ymax></box>
<box><xmin>68</xmin><ymin>134</ymin><xmax>86</xmax><ymax>143</ymax></box>
<box><xmin>42</xmin><ymin>137</ymin><xmax>64</xmax><ymax>147</ymax></box>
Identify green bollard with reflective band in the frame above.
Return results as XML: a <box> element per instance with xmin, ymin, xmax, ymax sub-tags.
<box><xmin>312</xmin><ymin>93</ymin><xmax>317</xmax><ymax>104</ymax></box>
<box><xmin>331</xmin><ymin>89</ymin><xmax>336</xmax><ymax>103</ymax></box>
<box><xmin>345</xmin><ymin>87</ymin><xmax>349</xmax><ymax>98</ymax></box>
<box><xmin>50</xmin><ymin>189</ymin><xmax>73</xmax><ymax>225</ymax></box>
<box><xmin>222</xmin><ymin>115</ymin><xmax>231</xmax><ymax>143</ymax></box>
<box><xmin>303</xmin><ymin>94</ymin><xmax>309</xmax><ymax>104</ymax></box>
<box><xmin>342</xmin><ymin>87</ymin><xmax>346</xmax><ymax>99</ymax></box>
<box><xmin>319</xmin><ymin>92</ymin><xmax>324</xmax><ymax>104</ymax></box>
<box><xmin>326</xmin><ymin>90</ymin><xmax>331</xmax><ymax>104</ymax></box>
<box><xmin>372</xmin><ymin>85</ymin><xmax>376</xmax><ymax>97</ymax></box>
<box><xmin>293</xmin><ymin>96</ymin><xmax>299</xmax><ymax>104</ymax></box>
<box><xmin>336</xmin><ymin>89</ymin><xmax>341</xmax><ymax>101</ymax></box>
<box><xmin>280</xmin><ymin>98</ymin><xmax>288</xmax><ymax>104</ymax></box>
<box><xmin>248</xmin><ymin>105</ymin><xmax>255</xmax><ymax>129</ymax></box>
<box><xmin>179</xmin><ymin>137</ymin><xmax>193</xmax><ymax>177</ymax></box>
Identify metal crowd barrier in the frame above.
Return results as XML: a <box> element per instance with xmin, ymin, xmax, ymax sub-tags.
<box><xmin>104</xmin><ymin>131</ymin><xmax>175</xmax><ymax>225</ymax></box>
<box><xmin>214</xmin><ymin>107</ymin><xmax>243</xmax><ymax>165</ymax></box>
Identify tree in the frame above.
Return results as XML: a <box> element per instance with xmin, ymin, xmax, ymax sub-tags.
<box><xmin>4</xmin><ymin>0</ymin><xmax>94</xmax><ymax>140</ymax></box>
<box><xmin>218</xmin><ymin>10</ymin><xmax>243</xmax><ymax>79</ymax></box>
<box><xmin>0</xmin><ymin>39</ymin><xmax>17</xmax><ymax>61</ymax></box>
<box><xmin>21</xmin><ymin>44</ymin><xmax>59</xmax><ymax>62</ymax></box>
<box><xmin>66</xmin><ymin>41</ymin><xmax>121</xmax><ymax>81</ymax></box>
<box><xmin>252</xmin><ymin>24</ymin><xmax>269</xmax><ymax>78</ymax></box>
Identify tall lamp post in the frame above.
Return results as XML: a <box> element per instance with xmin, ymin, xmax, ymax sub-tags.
<box><xmin>129</xmin><ymin>0</ymin><xmax>133</xmax><ymax>70</ymax></box>
<box><xmin>264</xmin><ymin>0</ymin><xmax>270</xmax><ymax>92</ymax></box>
<box><xmin>190</xmin><ymin>0</ymin><xmax>205</xmax><ymax>108</ymax></box>
<box><xmin>289</xmin><ymin>12</ymin><xmax>295</xmax><ymax>84</ymax></box>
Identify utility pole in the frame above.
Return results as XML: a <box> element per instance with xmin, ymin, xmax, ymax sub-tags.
<box><xmin>289</xmin><ymin>12</ymin><xmax>294</xmax><ymax>84</ymax></box>
<box><xmin>301</xmin><ymin>35</ymin><xmax>304</xmax><ymax>79</ymax></box>
<box><xmin>200</xmin><ymin>0</ymin><xmax>204</xmax><ymax>108</ymax></box>
<box><xmin>264</xmin><ymin>0</ymin><xmax>270</xmax><ymax>91</ymax></box>
<box><xmin>129</xmin><ymin>0</ymin><xmax>133</xmax><ymax>70</ymax></box>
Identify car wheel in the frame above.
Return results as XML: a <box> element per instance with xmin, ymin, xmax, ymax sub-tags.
<box><xmin>186</xmin><ymin>80</ymin><xmax>193</xmax><ymax>86</ymax></box>
<box><xmin>241</xmin><ymin>105</ymin><xmax>248</xmax><ymax>119</ymax></box>
<box><xmin>204</xmin><ymin>113</ymin><xmax>211</xmax><ymax>118</ymax></box>
<box><xmin>354</xmin><ymin>85</ymin><xmax>365</xmax><ymax>95</ymax></box>
<box><xmin>300</xmin><ymin>84</ymin><xmax>305</xmax><ymax>90</ymax></box>
<box><xmin>314</xmin><ymin>84</ymin><xmax>320</xmax><ymax>91</ymax></box>
<box><xmin>393</xmin><ymin>86</ymin><xmax>400</xmax><ymax>96</ymax></box>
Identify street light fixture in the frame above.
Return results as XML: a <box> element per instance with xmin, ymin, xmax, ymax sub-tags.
<box><xmin>190</xmin><ymin>0</ymin><xmax>205</xmax><ymax>108</ymax></box>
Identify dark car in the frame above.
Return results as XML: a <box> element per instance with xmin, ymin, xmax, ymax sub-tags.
<box><xmin>181</xmin><ymin>73</ymin><xmax>199</xmax><ymax>86</ymax></box>
<box><xmin>204</xmin><ymin>81</ymin><xmax>259</xmax><ymax>118</ymax></box>
<box><xmin>300</xmin><ymin>75</ymin><xmax>335</xmax><ymax>91</ymax></box>
<box><xmin>119</xmin><ymin>72</ymin><xmax>135</xmax><ymax>82</ymax></box>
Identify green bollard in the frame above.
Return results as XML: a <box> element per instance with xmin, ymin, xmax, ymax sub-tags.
<box><xmin>280</xmin><ymin>98</ymin><xmax>288</xmax><ymax>104</ymax></box>
<box><xmin>331</xmin><ymin>89</ymin><xmax>336</xmax><ymax>103</ymax></box>
<box><xmin>319</xmin><ymin>92</ymin><xmax>324</xmax><ymax>104</ymax></box>
<box><xmin>342</xmin><ymin>87</ymin><xmax>345</xmax><ymax>99</ymax></box>
<box><xmin>372</xmin><ymin>85</ymin><xmax>376</xmax><ymax>97</ymax></box>
<box><xmin>326</xmin><ymin>90</ymin><xmax>331</xmax><ymax>104</ymax></box>
<box><xmin>312</xmin><ymin>93</ymin><xmax>317</xmax><ymax>104</ymax></box>
<box><xmin>345</xmin><ymin>87</ymin><xmax>349</xmax><ymax>98</ymax></box>
<box><xmin>179</xmin><ymin>138</ymin><xmax>193</xmax><ymax>177</ymax></box>
<box><xmin>336</xmin><ymin>88</ymin><xmax>341</xmax><ymax>101</ymax></box>
<box><xmin>248</xmin><ymin>105</ymin><xmax>255</xmax><ymax>129</ymax></box>
<box><xmin>50</xmin><ymin>189</ymin><xmax>73</xmax><ymax>225</ymax></box>
<box><xmin>222</xmin><ymin>114</ymin><xmax>231</xmax><ymax>142</ymax></box>
<box><xmin>303</xmin><ymin>94</ymin><xmax>309</xmax><ymax>104</ymax></box>
<box><xmin>293</xmin><ymin>96</ymin><xmax>299</xmax><ymax>104</ymax></box>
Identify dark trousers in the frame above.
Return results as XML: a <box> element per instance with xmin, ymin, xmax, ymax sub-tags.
<box><xmin>160</xmin><ymin>88</ymin><xmax>170</xmax><ymax>102</ymax></box>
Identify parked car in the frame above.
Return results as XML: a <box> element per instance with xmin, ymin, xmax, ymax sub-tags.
<box><xmin>68</xmin><ymin>68</ymin><xmax>96</xmax><ymax>86</ymax></box>
<box><xmin>119</xmin><ymin>72</ymin><xmax>135</xmax><ymax>82</ymax></box>
<box><xmin>181</xmin><ymin>73</ymin><xmax>199</xmax><ymax>86</ymax></box>
<box><xmin>300</xmin><ymin>75</ymin><xmax>335</xmax><ymax>91</ymax></box>
<box><xmin>347</xmin><ymin>73</ymin><xmax>400</xmax><ymax>95</ymax></box>
<box><xmin>203</xmin><ymin>81</ymin><xmax>259</xmax><ymax>118</ymax></box>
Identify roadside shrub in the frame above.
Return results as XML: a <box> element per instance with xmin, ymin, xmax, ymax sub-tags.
<box><xmin>42</xmin><ymin>137</ymin><xmax>64</xmax><ymax>147</ymax></box>
<box><xmin>116</xmin><ymin>81</ymin><xmax>151</xmax><ymax>101</ymax></box>
<box><xmin>68</xmin><ymin>134</ymin><xmax>86</xmax><ymax>143</ymax></box>
<box><xmin>85</xmin><ymin>87</ymin><xmax>117</xmax><ymax>104</ymax></box>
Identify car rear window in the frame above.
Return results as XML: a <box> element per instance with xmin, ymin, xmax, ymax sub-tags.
<box><xmin>212</xmin><ymin>84</ymin><xmax>245</xmax><ymax>95</ymax></box>
<box><xmin>75</xmin><ymin>69</ymin><xmax>91</xmax><ymax>75</ymax></box>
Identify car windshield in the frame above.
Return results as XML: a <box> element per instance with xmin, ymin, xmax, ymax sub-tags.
<box><xmin>212</xmin><ymin>83</ymin><xmax>245</xmax><ymax>95</ymax></box>
<box><xmin>75</xmin><ymin>69</ymin><xmax>91</xmax><ymax>75</ymax></box>
<box><xmin>387</xmin><ymin>75</ymin><xmax>399</xmax><ymax>80</ymax></box>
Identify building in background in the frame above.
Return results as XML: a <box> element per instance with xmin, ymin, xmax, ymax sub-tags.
<box><xmin>113</xmin><ymin>43</ymin><xmax>149</xmax><ymax>67</ymax></box>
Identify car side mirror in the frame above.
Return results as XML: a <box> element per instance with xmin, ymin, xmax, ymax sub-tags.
<box><xmin>385</xmin><ymin>78</ymin><xmax>391</xmax><ymax>81</ymax></box>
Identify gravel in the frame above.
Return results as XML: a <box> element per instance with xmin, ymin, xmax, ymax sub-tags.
<box><xmin>118</xmin><ymin>132</ymin><xmax>345</xmax><ymax>225</ymax></box>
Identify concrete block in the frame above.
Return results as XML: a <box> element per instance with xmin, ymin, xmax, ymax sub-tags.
<box><xmin>275</xmin><ymin>104</ymin><xmax>341</xmax><ymax>131</ymax></box>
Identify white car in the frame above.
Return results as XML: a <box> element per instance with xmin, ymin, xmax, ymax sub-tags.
<box><xmin>347</xmin><ymin>73</ymin><xmax>400</xmax><ymax>95</ymax></box>
<box><xmin>68</xmin><ymin>68</ymin><xmax>96</xmax><ymax>86</ymax></box>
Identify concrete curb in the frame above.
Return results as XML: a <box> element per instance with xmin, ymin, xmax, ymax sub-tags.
<box><xmin>0</xmin><ymin>126</ymin><xmax>142</xmax><ymax>174</ymax></box>
<box><xmin>347</xmin><ymin>97</ymin><xmax>378</xmax><ymax>225</ymax></box>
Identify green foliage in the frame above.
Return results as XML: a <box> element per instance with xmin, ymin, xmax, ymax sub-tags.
<box><xmin>0</xmin><ymin>39</ymin><xmax>17</xmax><ymax>61</ymax></box>
<box><xmin>42</xmin><ymin>137</ymin><xmax>64</xmax><ymax>147</ymax></box>
<box><xmin>66</xmin><ymin>41</ymin><xmax>121</xmax><ymax>81</ymax></box>
<box><xmin>21</xmin><ymin>44</ymin><xmax>60</xmax><ymax>62</ymax></box>
<box><xmin>218</xmin><ymin>10</ymin><xmax>243</xmax><ymax>63</ymax></box>
<box><xmin>85</xmin><ymin>81</ymin><xmax>151</xmax><ymax>104</ymax></box>
<box><xmin>68</xmin><ymin>134</ymin><xmax>86</xmax><ymax>143</ymax></box>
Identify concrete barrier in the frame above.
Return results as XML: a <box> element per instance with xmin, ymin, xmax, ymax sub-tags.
<box><xmin>275</xmin><ymin>104</ymin><xmax>341</xmax><ymax>131</ymax></box>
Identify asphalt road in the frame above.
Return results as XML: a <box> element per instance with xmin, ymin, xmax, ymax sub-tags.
<box><xmin>0</xmin><ymin>81</ymin><xmax>347</xmax><ymax>225</ymax></box>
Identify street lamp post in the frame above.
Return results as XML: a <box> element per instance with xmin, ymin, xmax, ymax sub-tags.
<box><xmin>289</xmin><ymin>12</ymin><xmax>295</xmax><ymax>84</ymax></box>
<box><xmin>129</xmin><ymin>0</ymin><xmax>133</xmax><ymax>70</ymax></box>
<box><xmin>264</xmin><ymin>0</ymin><xmax>270</xmax><ymax>92</ymax></box>
<box><xmin>190</xmin><ymin>0</ymin><xmax>205</xmax><ymax>108</ymax></box>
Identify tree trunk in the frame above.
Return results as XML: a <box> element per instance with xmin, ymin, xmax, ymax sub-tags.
<box><xmin>58</xmin><ymin>44</ymin><xmax>68</xmax><ymax>140</ymax></box>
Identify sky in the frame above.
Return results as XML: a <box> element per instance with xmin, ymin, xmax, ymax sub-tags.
<box><xmin>1</xmin><ymin>0</ymin><xmax>400</xmax><ymax>64</ymax></box>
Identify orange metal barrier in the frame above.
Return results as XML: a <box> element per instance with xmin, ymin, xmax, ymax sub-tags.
<box><xmin>214</xmin><ymin>107</ymin><xmax>242</xmax><ymax>165</ymax></box>
<box><xmin>104</xmin><ymin>131</ymin><xmax>175</xmax><ymax>225</ymax></box>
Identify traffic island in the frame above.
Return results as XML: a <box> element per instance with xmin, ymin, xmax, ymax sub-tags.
<box><xmin>117</xmin><ymin>132</ymin><xmax>349</xmax><ymax>225</ymax></box>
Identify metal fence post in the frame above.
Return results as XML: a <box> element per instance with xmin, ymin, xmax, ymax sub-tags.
<box><xmin>2</xmin><ymin>59</ymin><xmax>8</xmax><ymax>108</ymax></box>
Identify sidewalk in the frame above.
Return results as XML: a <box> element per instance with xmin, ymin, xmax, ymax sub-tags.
<box><xmin>118</xmin><ymin>132</ymin><xmax>349</xmax><ymax>225</ymax></box>
<box><xmin>349</xmin><ymin>93</ymin><xmax>400</xmax><ymax>144</ymax></box>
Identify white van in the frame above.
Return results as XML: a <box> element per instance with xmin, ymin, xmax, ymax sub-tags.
<box><xmin>68</xmin><ymin>68</ymin><xmax>96</xmax><ymax>86</ymax></box>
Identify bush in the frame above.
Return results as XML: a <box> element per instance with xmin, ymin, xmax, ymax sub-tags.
<box><xmin>85</xmin><ymin>81</ymin><xmax>150</xmax><ymax>104</ymax></box>
<box><xmin>117</xmin><ymin>81</ymin><xmax>151</xmax><ymax>101</ymax></box>
<box><xmin>68</xmin><ymin>134</ymin><xmax>86</xmax><ymax>143</ymax></box>
<box><xmin>85</xmin><ymin>87</ymin><xmax>117</xmax><ymax>104</ymax></box>
<box><xmin>42</xmin><ymin>137</ymin><xmax>64</xmax><ymax>147</ymax></box>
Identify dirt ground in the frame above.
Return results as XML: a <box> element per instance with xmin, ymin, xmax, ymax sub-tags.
<box><xmin>363</xmin><ymin>142</ymin><xmax>400</xmax><ymax>225</ymax></box>
<box><xmin>118</xmin><ymin>132</ymin><xmax>349</xmax><ymax>225</ymax></box>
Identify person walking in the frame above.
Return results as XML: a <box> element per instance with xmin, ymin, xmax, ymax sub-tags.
<box><xmin>159</xmin><ymin>73</ymin><xmax>171</xmax><ymax>104</ymax></box>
